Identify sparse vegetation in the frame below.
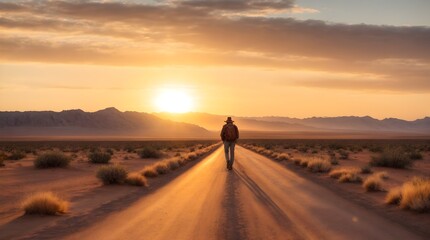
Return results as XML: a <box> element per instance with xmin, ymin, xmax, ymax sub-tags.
<box><xmin>307</xmin><ymin>158</ymin><xmax>331</xmax><ymax>173</ymax></box>
<box><xmin>408</xmin><ymin>151</ymin><xmax>423</xmax><ymax>160</ymax></box>
<box><xmin>96</xmin><ymin>165</ymin><xmax>128</xmax><ymax>184</ymax></box>
<box><xmin>139</xmin><ymin>147</ymin><xmax>162</xmax><ymax>159</ymax></box>
<box><xmin>395</xmin><ymin>177</ymin><xmax>430</xmax><ymax>212</ymax></box>
<box><xmin>34</xmin><ymin>151</ymin><xmax>71</xmax><ymax>168</ymax></box>
<box><xmin>370</xmin><ymin>148</ymin><xmax>413</xmax><ymax>168</ymax></box>
<box><xmin>385</xmin><ymin>187</ymin><xmax>402</xmax><ymax>205</ymax></box>
<box><xmin>363</xmin><ymin>173</ymin><xmax>384</xmax><ymax>192</ymax></box>
<box><xmin>7</xmin><ymin>151</ymin><xmax>26</xmax><ymax>160</ymax></box>
<box><xmin>141</xmin><ymin>166</ymin><xmax>158</xmax><ymax>178</ymax></box>
<box><xmin>385</xmin><ymin>177</ymin><xmax>430</xmax><ymax>212</ymax></box>
<box><xmin>154</xmin><ymin>162</ymin><xmax>170</xmax><ymax>175</ymax></box>
<box><xmin>125</xmin><ymin>173</ymin><xmax>148</xmax><ymax>186</ymax></box>
<box><xmin>22</xmin><ymin>192</ymin><xmax>68</xmax><ymax>215</ymax></box>
<box><xmin>329</xmin><ymin>168</ymin><xmax>362</xmax><ymax>183</ymax></box>
<box><xmin>338</xmin><ymin>150</ymin><xmax>349</xmax><ymax>160</ymax></box>
<box><xmin>89</xmin><ymin>151</ymin><xmax>112</xmax><ymax>164</ymax></box>
<box><xmin>361</xmin><ymin>165</ymin><xmax>372</xmax><ymax>174</ymax></box>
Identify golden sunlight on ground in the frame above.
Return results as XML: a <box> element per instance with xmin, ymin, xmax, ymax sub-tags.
<box><xmin>154</xmin><ymin>87</ymin><xmax>194</xmax><ymax>113</ymax></box>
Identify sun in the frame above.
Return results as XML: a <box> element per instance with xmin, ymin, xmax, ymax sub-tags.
<box><xmin>155</xmin><ymin>88</ymin><xmax>194</xmax><ymax>113</ymax></box>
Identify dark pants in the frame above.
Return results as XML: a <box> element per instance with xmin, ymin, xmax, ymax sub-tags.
<box><xmin>224</xmin><ymin>141</ymin><xmax>235</xmax><ymax>168</ymax></box>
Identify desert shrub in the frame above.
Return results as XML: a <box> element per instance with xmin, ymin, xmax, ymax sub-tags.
<box><xmin>34</xmin><ymin>152</ymin><xmax>71</xmax><ymax>168</ymax></box>
<box><xmin>0</xmin><ymin>158</ymin><xmax>4</xmax><ymax>167</ymax></box>
<box><xmin>339</xmin><ymin>172</ymin><xmax>362</xmax><ymax>183</ymax></box>
<box><xmin>174</xmin><ymin>152</ymin><xmax>181</xmax><ymax>157</ymax></box>
<box><xmin>408</xmin><ymin>151</ymin><xmax>423</xmax><ymax>160</ymax></box>
<box><xmin>361</xmin><ymin>165</ymin><xmax>373</xmax><ymax>174</ymax></box>
<box><xmin>96</xmin><ymin>165</ymin><xmax>127</xmax><ymax>184</ymax></box>
<box><xmin>299</xmin><ymin>159</ymin><xmax>309</xmax><ymax>168</ymax></box>
<box><xmin>8</xmin><ymin>151</ymin><xmax>26</xmax><ymax>160</ymax></box>
<box><xmin>399</xmin><ymin>177</ymin><xmax>430</xmax><ymax>212</ymax></box>
<box><xmin>338</xmin><ymin>150</ymin><xmax>349</xmax><ymax>160</ymax></box>
<box><xmin>166</xmin><ymin>159</ymin><xmax>180</xmax><ymax>170</ymax></box>
<box><xmin>363</xmin><ymin>174</ymin><xmax>384</xmax><ymax>192</ymax></box>
<box><xmin>329</xmin><ymin>168</ymin><xmax>362</xmax><ymax>183</ymax></box>
<box><xmin>329</xmin><ymin>156</ymin><xmax>339</xmax><ymax>165</ymax></box>
<box><xmin>370</xmin><ymin>148</ymin><xmax>412</xmax><ymax>168</ymax></box>
<box><xmin>185</xmin><ymin>152</ymin><xmax>198</xmax><ymax>161</ymax></box>
<box><xmin>139</xmin><ymin>147</ymin><xmax>161</xmax><ymax>159</ymax></box>
<box><xmin>375</xmin><ymin>171</ymin><xmax>389</xmax><ymax>179</ymax></box>
<box><xmin>88</xmin><ymin>152</ymin><xmax>111</xmax><ymax>164</ymax></box>
<box><xmin>125</xmin><ymin>173</ymin><xmax>148</xmax><ymax>186</ymax></box>
<box><xmin>105</xmin><ymin>148</ymin><xmax>114</xmax><ymax>155</ymax></box>
<box><xmin>276</xmin><ymin>153</ymin><xmax>289</xmax><ymax>161</ymax></box>
<box><xmin>141</xmin><ymin>166</ymin><xmax>158</xmax><ymax>178</ymax></box>
<box><xmin>22</xmin><ymin>192</ymin><xmax>68</xmax><ymax>215</ymax></box>
<box><xmin>307</xmin><ymin>159</ymin><xmax>331</xmax><ymax>173</ymax></box>
<box><xmin>293</xmin><ymin>159</ymin><xmax>301</xmax><ymax>165</ymax></box>
<box><xmin>154</xmin><ymin>162</ymin><xmax>170</xmax><ymax>175</ymax></box>
<box><xmin>369</xmin><ymin>146</ymin><xmax>383</xmax><ymax>153</ymax></box>
<box><xmin>385</xmin><ymin>187</ymin><xmax>402</xmax><ymax>205</ymax></box>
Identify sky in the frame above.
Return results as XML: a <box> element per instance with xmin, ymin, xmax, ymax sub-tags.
<box><xmin>0</xmin><ymin>0</ymin><xmax>429</xmax><ymax>120</ymax></box>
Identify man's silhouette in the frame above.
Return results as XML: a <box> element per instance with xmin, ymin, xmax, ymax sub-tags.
<box><xmin>220</xmin><ymin>117</ymin><xmax>239</xmax><ymax>170</ymax></box>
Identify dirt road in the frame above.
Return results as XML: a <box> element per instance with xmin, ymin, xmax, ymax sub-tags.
<box><xmin>63</xmin><ymin>146</ymin><xmax>423</xmax><ymax>240</ymax></box>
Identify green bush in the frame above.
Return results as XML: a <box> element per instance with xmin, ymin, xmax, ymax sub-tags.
<box><xmin>370</xmin><ymin>148</ymin><xmax>413</xmax><ymax>168</ymax></box>
<box><xmin>34</xmin><ymin>152</ymin><xmax>71</xmax><ymax>168</ymax></box>
<box><xmin>96</xmin><ymin>165</ymin><xmax>127</xmax><ymax>185</ymax></box>
<box><xmin>89</xmin><ymin>152</ymin><xmax>111</xmax><ymax>164</ymax></box>
<box><xmin>139</xmin><ymin>147</ymin><xmax>161</xmax><ymax>159</ymax></box>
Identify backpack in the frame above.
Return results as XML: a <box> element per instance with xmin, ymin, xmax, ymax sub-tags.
<box><xmin>224</xmin><ymin>124</ymin><xmax>237</xmax><ymax>141</ymax></box>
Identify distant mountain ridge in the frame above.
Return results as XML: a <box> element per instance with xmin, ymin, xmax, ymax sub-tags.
<box><xmin>0</xmin><ymin>108</ymin><xmax>210</xmax><ymax>138</ymax></box>
<box><xmin>1</xmin><ymin>108</ymin><xmax>429</xmax><ymax>138</ymax></box>
<box><xmin>154</xmin><ymin>112</ymin><xmax>430</xmax><ymax>134</ymax></box>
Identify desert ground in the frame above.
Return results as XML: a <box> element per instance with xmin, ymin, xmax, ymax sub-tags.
<box><xmin>0</xmin><ymin>140</ymin><xmax>429</xmax><ymax>239</ymax></box>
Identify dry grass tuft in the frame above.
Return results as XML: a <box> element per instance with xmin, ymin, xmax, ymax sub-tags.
<box><xmin>166</xmin><ymin>159</ymin><xmax>180</xmax><ymax>170</ymax></box>
<box><xmin>385</xmin><ymin>187</ymin><xmax>402</xmax><ymax>205</ymax></box>
<box><xmin>293</xmin><ymin>158</ymin><xmax>301</xmax><ymax>165</ymax></box>
<box><xmin>363</xmin><ymin>173</ymin><xmax>384</xmax><ymax>192</ymax></box>
<box><xmin>275</xmin><ymin>153</ymin><xmax>289</xmax><ymax>161</ymax></box>
<box><xmin>307</xmin><ymin>158</ymin><xmax>331</xmax><ymax>173</ymax></box>
<box><xmin>22</xmin><ymin>192</ymin><xmax>68</xmax><ymax>215</ymax></box>
<box><xmin>361</xmin><ymin>165</ymin><xmax>373</xmax><ymax>174</ymax></box>
<box><xmin>125</xmin><ymin>173</ymin><xmax>148</xmax><ymax>186</ymax></box>
<box><xmin>154</xmin><ymin>162</ymin><xmax>170</xmax><ymax>175</ymax></box>
<box><xmin>399</xmin><ymin>177</ymin><xmax>430</xmax><ymax>212</ymax></box>
<box><xmin>96</xmin><ymin>165</ymin><xmax>128</xmax><ymax>184</ymax></box>
<box><xmin>34</xmin><ymin>151</ymin><xmax>71</xmax><ymax>168</ymax></box>
<box><xmin>299</xmin><ymin>159</ymin><xmax>309</xmax><ymax>167</ymax></box>
<box><xmin>141</xmin><ymin>166</ymin><xmax>158</xmax><ymax>178</ymax></box>
<box><xmin>329</xmin><ymin>168</ymin><xmax>362</xmax><ymax>183</ymax></box>
<box><xmin>375</xmin><ymin>171</ymin><xmax>389</xmax><ymax>179</ymax></box>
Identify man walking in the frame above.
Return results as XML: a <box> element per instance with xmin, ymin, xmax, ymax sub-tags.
<box><xmin>220</xmin><ymin>117</ymin><xmax>239</xmax><ymax>170</ymax></box>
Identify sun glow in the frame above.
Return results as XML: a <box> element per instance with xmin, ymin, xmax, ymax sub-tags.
<box><xmin>155</xmin><ymin>88</ymin><xmax>194</xmax><ymax>113</ymax></box>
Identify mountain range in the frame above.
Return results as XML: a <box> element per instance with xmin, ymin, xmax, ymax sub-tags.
<box><xmin>154</xmin><ymin>112</ymin><xmax>430</xmax><ymax>134</ymax></box>
<box><xmin>0</xmin><ymin>108</ymin><xmax>429</xmax><ymax>139</ymax></box>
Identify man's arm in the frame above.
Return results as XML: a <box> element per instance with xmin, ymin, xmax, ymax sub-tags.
<box><xmin>220</xmin><ymin>125</ymin><xmax>226</xmax><ymax>141</ymax></box>
<box><xmin>235</xmin><ymin>125</ymin><xmax>239</xmax><ymax>140</ymax></box>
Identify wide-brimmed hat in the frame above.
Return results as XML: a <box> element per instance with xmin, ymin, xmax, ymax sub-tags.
<box><xmin>225</xmin><ymin>117</ymin><xmax>234</xmax><ymax>123</ymax></box>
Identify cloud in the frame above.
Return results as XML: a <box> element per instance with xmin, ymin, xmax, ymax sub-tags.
<box><xmin>1</xmin><ymin>0</ymin><xmax>429</xmax><ymax>92</ymax></box>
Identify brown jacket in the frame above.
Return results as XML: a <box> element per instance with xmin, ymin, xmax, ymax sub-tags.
<box><xmin>220</xmin><ymin>123</ymin><xmax>239</xmax><ymax>141</ymax></box>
